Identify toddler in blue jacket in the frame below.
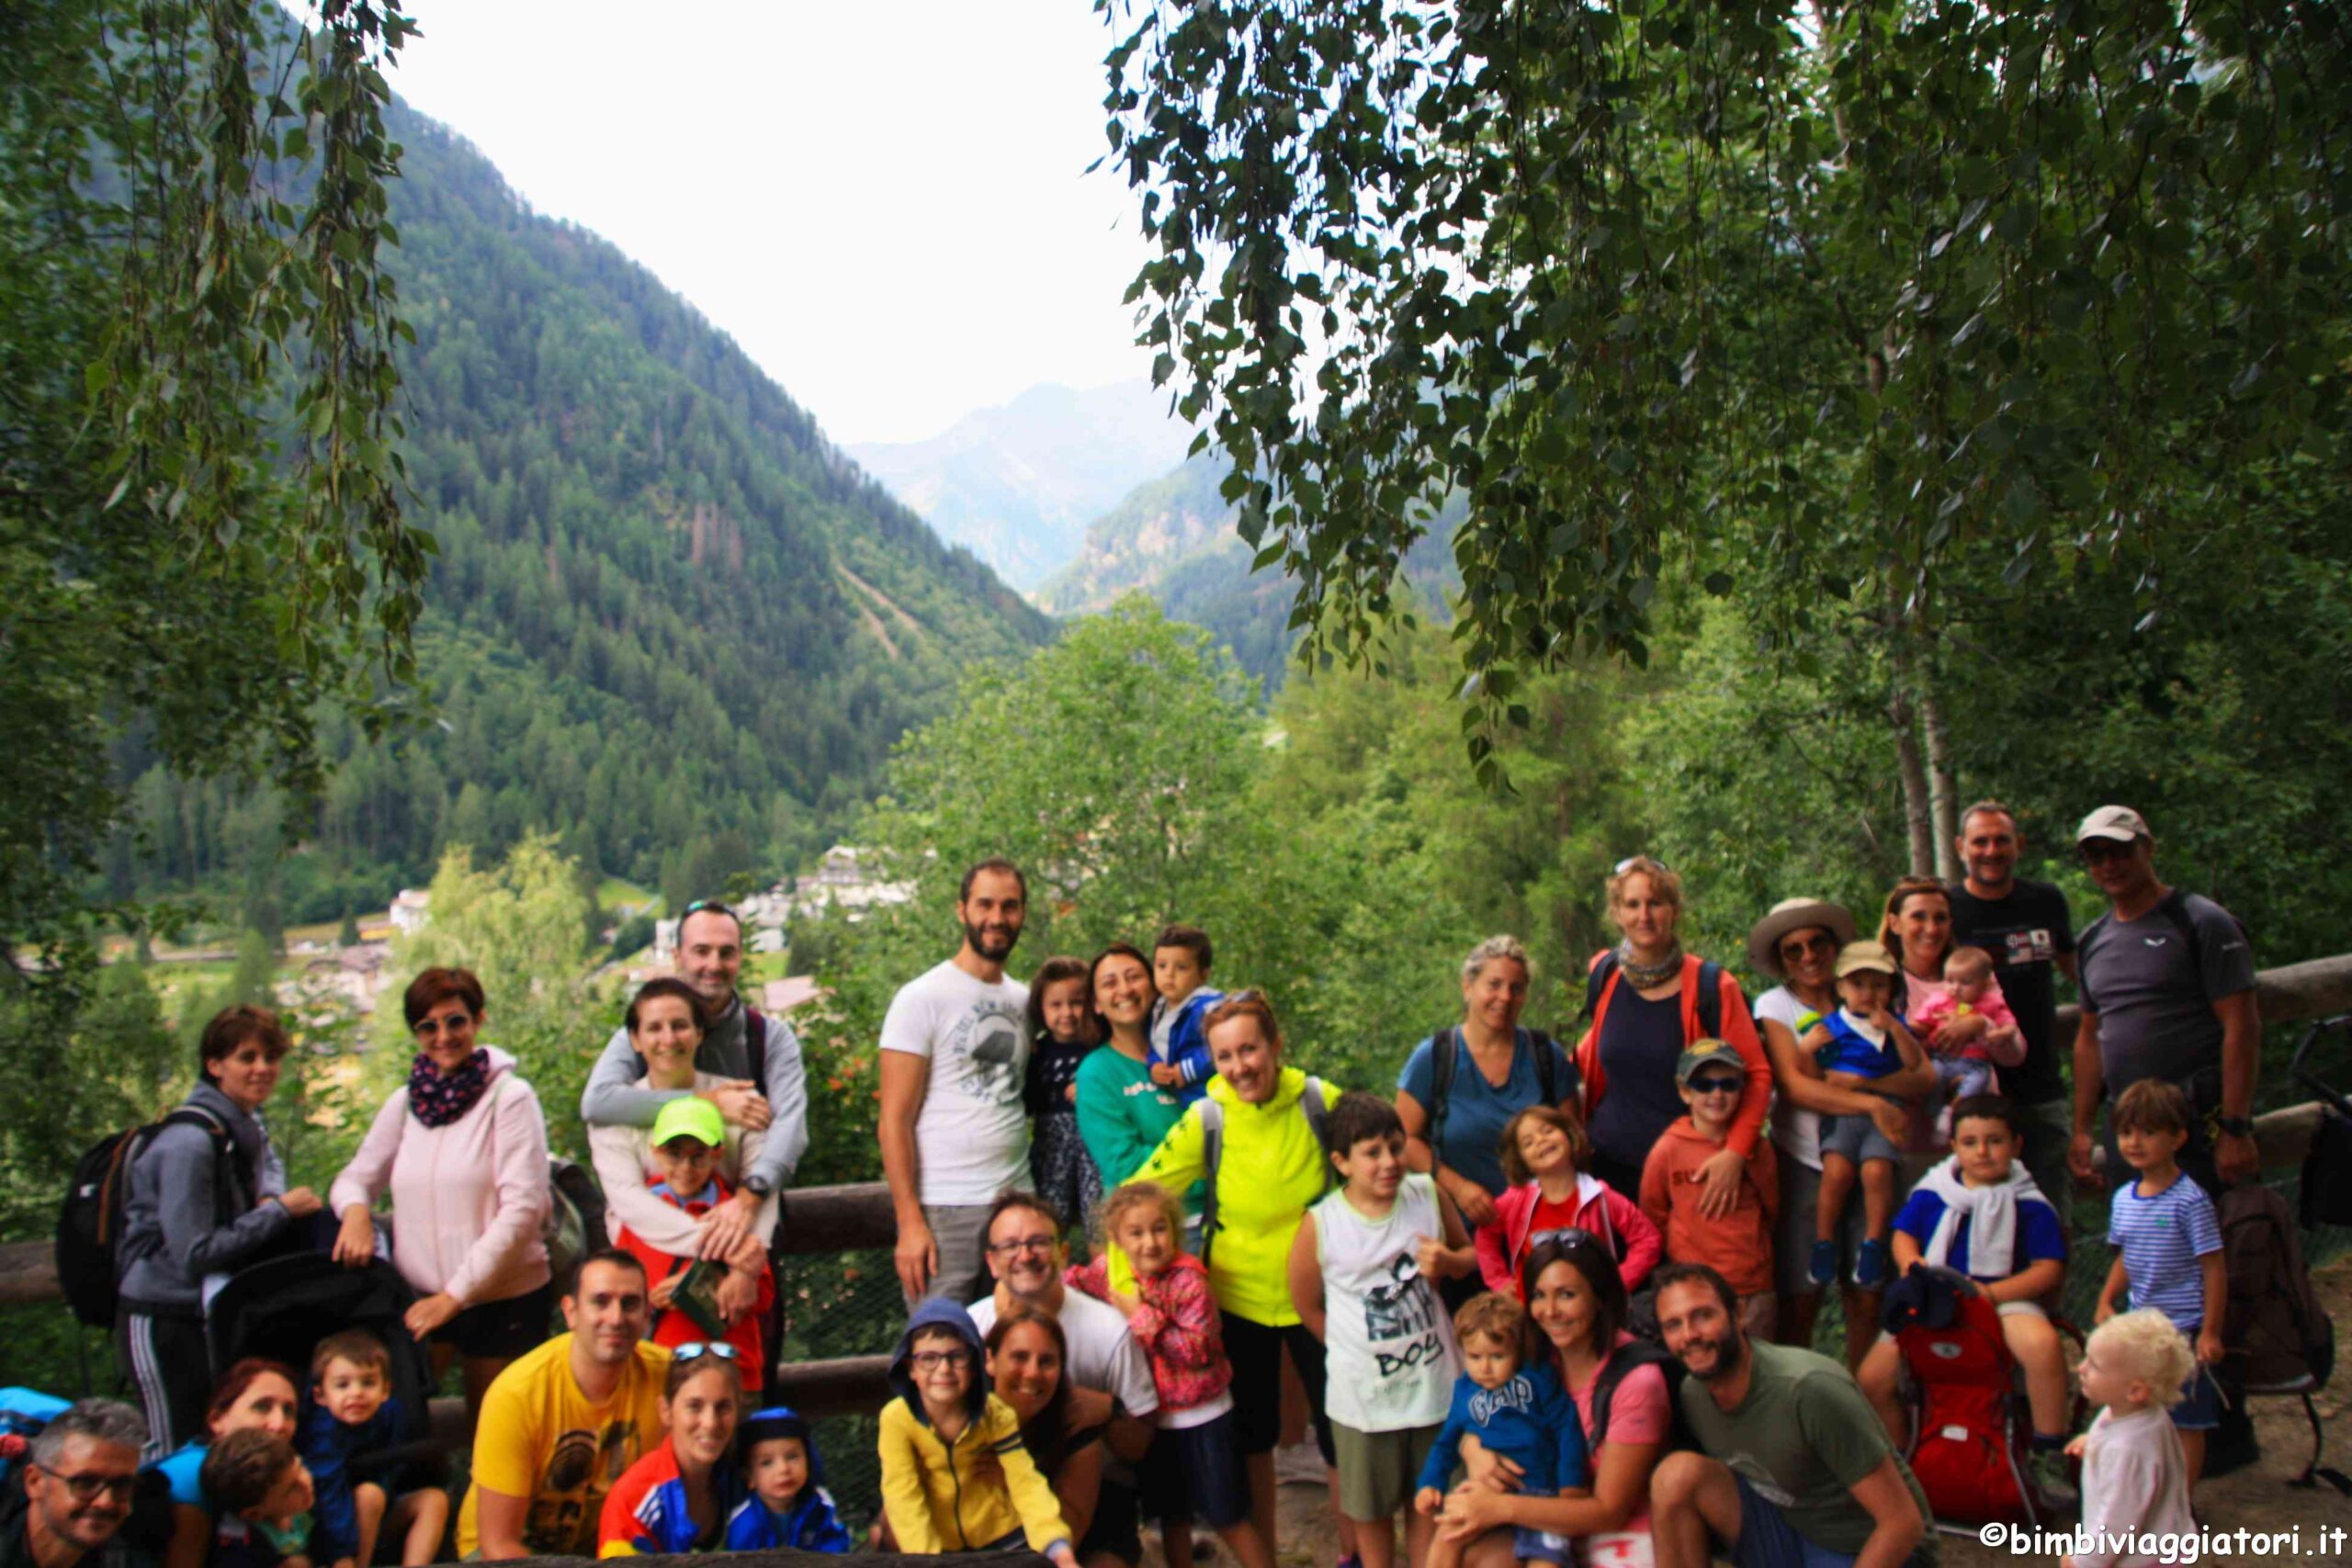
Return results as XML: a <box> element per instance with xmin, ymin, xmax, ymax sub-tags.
<box><xmin>1414</xmin><ymin>1292</ymin><xmax>1589</xmax><ymax>1568</ymax></box>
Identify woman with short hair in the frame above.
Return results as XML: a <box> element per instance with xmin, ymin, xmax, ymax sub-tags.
<box><xmin>1396</xmin><ymin>936</ymin><xmax>1580</xmax><ymax>1237</ymax></box>
<box><xmin>330</xmin><ymin>967</ymin><xmax>553</xmax><ymax>1417</ymax></box>
<box><xmin>119</xmin><ymin>1007</ymin><xmax>322</xmax><ymax>1458</ymax></box>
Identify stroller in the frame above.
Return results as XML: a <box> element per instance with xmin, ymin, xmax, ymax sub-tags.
<box><xmin>207</xmin><ymin>1253</ymin><xmax>445</xmax><ymax>1472</ymax></box>
<box><xmin>1882</xmin><ymin>1263</ymin><xmax>2083</xmax><ymax>1531</ymax></box>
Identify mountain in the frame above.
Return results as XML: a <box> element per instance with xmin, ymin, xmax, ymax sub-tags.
<box><xmin>1036</xmin><ymin>455</ymin><xmax>1459</xmax><ymax>690</ymax></box>
<box><xmin>110</xmin><ymin>101</ymin><xmax>1052</xmax><ymax>923</ymax></box>
<box><xmin>846</xmin><ymin>381</ymin><xmax>1197</xmax><ymax>590</ymax></box>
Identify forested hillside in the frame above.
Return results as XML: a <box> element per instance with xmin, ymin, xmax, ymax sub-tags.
<box><xmin>108</xmin><ymin>103</ymin><xmax>1051</xmax><ymax>924</ymax></box>
<box><xmin>1037</xmin><ymin>454</ymin><xmax>1456</xmax><ymax>688</ymax></box>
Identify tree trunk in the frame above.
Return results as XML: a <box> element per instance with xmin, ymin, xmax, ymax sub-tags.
<box><xmin>1889</xmin><ymin>684</ymin><xmax>1935</xmax><ymax>877</ymax></box>
<box><xmin>1922</xmin><ymin>684</ymin><xmax>1961</xmax><ymax>882</ymax></box>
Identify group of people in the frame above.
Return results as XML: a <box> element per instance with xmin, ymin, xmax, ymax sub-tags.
<box><xmin>14</xmin><ymin>798</ymin><xmax>2262</xmax><ymax>1568</ymax></box>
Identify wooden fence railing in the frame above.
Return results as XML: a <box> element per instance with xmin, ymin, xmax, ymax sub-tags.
<box><xmin>4</xmin><ymin>953</ymin><xmax>2347</xmax><ymax>1428</ymax></box>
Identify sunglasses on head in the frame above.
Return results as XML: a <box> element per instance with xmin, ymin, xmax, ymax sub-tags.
<box><xmin>682</xmin><ymin>898</ymin><xmax>739</xmax><ymax>921</ymax></box>
<box><xmin>675</xmin><ymin>1341</ymin><xmax>741</xmax><ymax>1364</ymax></box>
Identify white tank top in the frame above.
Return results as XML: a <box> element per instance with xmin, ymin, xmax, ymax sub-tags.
<box><xmin>1313</xmin><ymin>1172</ymin><xmax>1461</xmax><ymax>1431</ymax></box>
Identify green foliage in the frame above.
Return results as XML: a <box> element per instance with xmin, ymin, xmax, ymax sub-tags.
<box><xmin>1</xmin><ymin>1</ymin><xmax>421</xmax><ymax>1035</ymax></box>
<box><xmin>391</xmin><ymin>836</ymin><xmax>609</xmax><ymax>1162</ymax></box>
<box><xmin>1101</xmin><ymin>0</ymin><xmax>2352</xmax><ymax>773</ymax></box>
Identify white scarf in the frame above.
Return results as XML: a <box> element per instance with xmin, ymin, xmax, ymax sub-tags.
<box><xmin>1913</xmin><ymin>1156</ymin><xmax>2047</xmax><ymax>1282</ymax></box>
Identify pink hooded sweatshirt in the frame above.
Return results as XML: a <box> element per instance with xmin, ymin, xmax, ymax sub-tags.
<box><xmin>1474</xmin><ymin>1172</ymin><xmax>1661</xmax><ymax>1297</ymax></box>
<box><xmin>328</xmin><ymin>1046</ymin><xmax>551</xmax><ymax>1307</ymax></box>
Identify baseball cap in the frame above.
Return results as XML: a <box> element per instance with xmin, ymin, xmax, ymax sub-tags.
<box><xmin>2076</xmin><ymin>805</ymin><xmax>2151</xmax><ymax>844</ymax></box>
<box><xmin>650</xmin><ymin>1096</ymin><xmax>726</xmax><ymax>1149</ymax></box>
<box><xmin>1675</xmin><ymin>1040</ymin><xmax>1747</xmax><ymax>1086</ymax></box>
<box><xmin>1833</xmin><ymin>939</ymin><xmax>1898</xmax><ymax>979</ymax></box>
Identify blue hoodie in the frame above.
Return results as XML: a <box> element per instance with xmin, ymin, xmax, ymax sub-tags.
<box><xmin>724</xmin><ymin>1407</ymin><xmax>851</xmax><ymax>1553</ymax></box>
<box><xmin>1152</xmin><ymin>987</ymin><xmax>1225</xmax><ymax>1108</ymax></box>
<box><xmin>1416</xmin><ymin>1361</ymin><xmax>1589</xmax><ymax>1499</ymax></box>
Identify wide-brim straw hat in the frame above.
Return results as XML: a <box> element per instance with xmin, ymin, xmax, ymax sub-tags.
<box><xmin>1747</xmin><ymin>897</ymin><xmax>1860</xmax><ymax>979</ymax></box>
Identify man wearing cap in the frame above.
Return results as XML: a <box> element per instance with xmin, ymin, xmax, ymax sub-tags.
<box><xmin>1640</xmin><ymin>1043</ymin><xmax>1781</xmax><ymax>1337</ymax></box>
<box><xmin>1747</xmin><ymin>900</ymin><xmax>1935</xmax><ymax>1364</ymax></box>
<box><xmin>2068</xmin><ymin>807</ymin><xmax>2259</xmax><ymax>1192</ymax></box>
<box><xmin>1946</xmin><ymin>801</ymin><xmax>2079</xmax><ymax>1223</ymax></box>
<box><xmin>581</xmin><ymin>901</ymin><xmax>811</xmax><ymax>1260</ymax></box>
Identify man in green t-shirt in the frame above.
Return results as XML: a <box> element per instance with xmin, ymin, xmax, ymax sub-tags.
<box><xmin>1649</xmin><ymin>1264</ymin><xmax>1937</xmax><ymax>1568</ymax></box>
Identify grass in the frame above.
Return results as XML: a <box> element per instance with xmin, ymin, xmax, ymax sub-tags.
<box><xmin>598</xmin><ymin>878</ymin><xmax>661</xmax><ymax>917</ymax></box>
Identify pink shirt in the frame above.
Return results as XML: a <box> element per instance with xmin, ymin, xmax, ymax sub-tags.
<box><xmin>1562</xmin><ymin>1332</ymin><xmax>1664</xmax><ymax>1552</ymax></box>
<box><xmin>327</xmin><ymin>1048</ymin><xmax>551</xmax><ymax>1306</ymax></box>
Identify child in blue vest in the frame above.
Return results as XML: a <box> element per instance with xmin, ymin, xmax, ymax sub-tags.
<box><xmin>1148</xmin><ymin>924</ymin><xmax>1223</xmax><ymax>1108</ymax></box>
<box><xmin>1798</xmin><ymin>940</ymin><xmax>1927</xmax><ymax>1289</ymax></box>
<box><xmin>1414</xmin><ymin>1292</ymin><xmax>1589</xmax><ymax>1568</ymax></box>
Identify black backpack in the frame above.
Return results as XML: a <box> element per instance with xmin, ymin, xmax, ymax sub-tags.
<box><xmin>1571</xmin><ymin>953</ymin><xmax>1725</xmax><ymax>1040</ymax></box>
<box><xmin>1425</xmin><ymin>1026</ymin><xmax>1569</xmax><ymax>1153</ymax></box>
<box><xmin>2219</xmin><ymin>1181</ymin><xmax>2334</xmax><ymax>1393</ymax></box>
<box><xmin>1586</xmin><ymin>1336</ymin><xmax>1701</xmax><ymax>1456</ymax></box>
<box><xmin>56</xmin><ymin>1108</ymin><xmax>249</xmax><ymax>1329</ymax></box>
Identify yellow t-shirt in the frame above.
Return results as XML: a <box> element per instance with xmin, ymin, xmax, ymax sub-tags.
<box><xmin>457</xmin><ymin>1334</ymin><xmax>673</xmax><ymax>1558</ymax></box>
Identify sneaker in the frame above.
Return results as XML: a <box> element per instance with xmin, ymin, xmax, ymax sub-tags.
<box><xmin>2026</xmin><ymin>1447</ymin><xmax>2077</xmax><ymax>1513</ymax></box>
<box><xmin>1808</xmin><ymin>1239</ymin><xmax>1838</xmax><ymax>1287</ymax></box>
<box><xmin>1854</xmin><ymin>1237</ymin><xmax>1892</xmax><ymax>1289</ymax></box>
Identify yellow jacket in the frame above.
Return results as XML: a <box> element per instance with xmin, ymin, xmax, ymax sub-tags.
<box><xmin>876</xmin><ymin>1393</ymin><xmax>1069</xmax><ymax>1554</ymax></box>
<box><xmin>1136</xmin><ymin>1066</ymin><xmax>1335</xmax><ymax>1325</ymax></box>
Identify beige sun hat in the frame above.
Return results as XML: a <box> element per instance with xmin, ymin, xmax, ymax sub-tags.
<box><xmin>1747</xmin><ymin>897</ymin><xmax>1859</xmax><ymax>979</ymax></box>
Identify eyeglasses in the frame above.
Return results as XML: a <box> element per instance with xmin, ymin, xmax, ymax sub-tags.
<box><xmin>986</xmin><ymin>1234</ymin><xmax>1058</xmax><ymax>1258</ymax></box>
<box><xmin>2077</xmin><ymin>839</ymin><xmax>2140</xmax><ymax>866</ymax></box>
<box><xmin>1688</xmin><ymin>1077</ymin><xmax>1744</xmax><ymax>1096</ymax></box>
<box><xmin>909</xmin><ymin>1348</ymin><xmax>973</xmax><ymax>1371</ymax></box>
<box><xmin>675</xmin><ymin>1341</ymin><xmax>741</xmax><ymax>1364</ymax></box>
<box><xmin>36</xmin><ymin>1470</ymin><xmax>138</xmax><ymax>1504</ymax></box>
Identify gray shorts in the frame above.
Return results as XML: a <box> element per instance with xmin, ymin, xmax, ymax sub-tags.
<box><xmin>1776</xmin><ymin>1155</ymin><xmax>1867</xmax><ymax>1297</ymax></box>
<box><xmin>1818</xmin><ymin>1111</ymin><xmax>1901</xmax><ymax>1166</ymax></box>
<box><xmin>914</xmin><ymin>1201</ymin><xmax>996</xmax><ymax>1306</ymax></box>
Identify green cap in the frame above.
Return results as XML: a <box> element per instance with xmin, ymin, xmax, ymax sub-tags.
<box><xmin>650</xmin><ymin>1096</ymin><xmax>725</xmax><ymax>1149</ymax></box>
<box><xmin>1675</xmin><ymin>1040</ymin><xmax>1746</xmax><ymax>1087</ymax></box>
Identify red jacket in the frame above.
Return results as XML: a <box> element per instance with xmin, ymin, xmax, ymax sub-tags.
<box><xmin>1637</xmin><ymin>1116</ymin><xmax>1779</xmax><ymax>1296</ymax></box>
<box><xmin>1474</xmin><ymin>1173</ymin><xmax>1661</xmax><ymax>1297</ymax></box>
<box><xmin>616</xmin><ymin>1179</ymin><xmax>773</xmax><ymax>1389</ymax></box>
<box><xmin>1573</xmin><ymin>953</ymin><xmax>1772</xmax><ymax>1158</ymax></box>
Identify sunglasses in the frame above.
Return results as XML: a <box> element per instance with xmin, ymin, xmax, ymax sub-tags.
<box><xmin>1687</xmin><ymin>1076</ymin><xmax>1744</xmax><ymax>1096</ymax></box>
<box><xmin>2077</xmin><ymin>839</ymin><xmax>2140</xmax><ymax>866</ymax></box>
<box><xmin>38</xmin><ymin>1470</ymin><xmax>139</xmax><ymax>1504</ymax></box>
<box><xmin>1778</xmin><ymin>933</ymin><xmax>1838</xmax><ymax>961</ymax></box>
<box><xmin>675</xmin><ymin>1341</ymin><xmax>741</xmax><ymax>1364</ymax></box>
<box><xmin>681</xmin><ymin>898</ymin><xmax>741</xmax><ymax>922</ymax></box>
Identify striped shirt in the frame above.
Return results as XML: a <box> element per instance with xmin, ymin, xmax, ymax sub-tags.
<box><xmin>2107</xmin><ymin>1173</ymin><xmax>2222</xmax><ymax>1328</ymax></box>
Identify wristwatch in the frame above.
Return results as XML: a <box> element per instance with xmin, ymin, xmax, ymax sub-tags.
<box><xmin>2217</xmin><ymin>1115</ymin><xmax>2256</xmax><ymax>1139</ymax></box>
<box><xmin>741</xmin><ymin>1173</ymin><xmax>775</xmax><ymax>1198</ymax></box>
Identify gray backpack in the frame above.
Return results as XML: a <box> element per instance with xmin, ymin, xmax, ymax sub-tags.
<box><xmin>1197</xmin><ymin>1077</ymin><xmax>1330</xmax><ymax>1267</ymax></box>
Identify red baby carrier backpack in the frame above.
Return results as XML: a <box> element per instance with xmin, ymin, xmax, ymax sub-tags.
<box><xmin>1883</xmin><ymin>1264</ymin><xmax>2050</xmax><ymax>1529</ymax></box>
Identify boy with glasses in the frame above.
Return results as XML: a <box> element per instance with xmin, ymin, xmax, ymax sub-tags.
<box><xmin>1640</xmin><ymin>1043</ymin><xmax>1781</xmax><ymax>1336</ymax></box>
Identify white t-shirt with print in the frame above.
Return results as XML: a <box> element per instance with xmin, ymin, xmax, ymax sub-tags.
<box><xmin>880</xmin><ymin>959</ymin><xmax>1033</xmax><ymax>1205</ymax></box>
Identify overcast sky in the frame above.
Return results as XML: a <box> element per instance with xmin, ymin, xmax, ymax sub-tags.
<box><xmin>388</xmin><ymin>0</ymin><xmax>1158</xmax><ymax>446</ymax></box>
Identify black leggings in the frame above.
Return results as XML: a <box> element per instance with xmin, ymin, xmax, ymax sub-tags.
<box><xmin>1220</xmin><ymin>1312</ymin><xmax>1335</xmax><ymax>1462</ymax></box>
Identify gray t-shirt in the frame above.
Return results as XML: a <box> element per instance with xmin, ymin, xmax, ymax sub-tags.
<box><xmin>2076</xmin><ymin>891</ymin><xmax>2255</xmax><ymax>1095</ymax></box>
<box><xmin>1679</xmin><ymin>1342</ymin><xmax>1936</xmax><ymax>1560</ymax></box>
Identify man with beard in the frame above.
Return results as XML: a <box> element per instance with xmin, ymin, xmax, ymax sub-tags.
<box><xmin>3</xmin><ymin>1402</ymin><xmax>150</xmax><ymax>1568</ymax></box>
<box><xmin>1945</xmin><ymin>801</ymin><xmax>2078</xmax><ymax>1223</ymax></box>
<box><xmin>1647</xmin><ymin>1264</ymin><xmax>1935</xmax><ymax>1568</ymax></box>
<box><xmin>460</xmin><ymin>1251</ymin><xmax>670</xmax><ymax>1560</ymax></box>
<box><xmin>881</xmin><ymin>859</ymin><xmax>1035</xmax><ymax>1303</ymax></box>
<box><xmin>582</xmin><ymin>900</ymin><xmax>811</xmax><ymax>1258</ymax></box>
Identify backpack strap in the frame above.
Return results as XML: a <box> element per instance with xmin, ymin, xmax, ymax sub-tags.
<box><xmin>1692</xmin><ymin>959</ymin><xmax>1724</xmax><ymax>1041</ymax></box>
<box><xmin>1197</xmin><ymin>1100</ymin><xmax>1227</xmax><ymax>1267</ymax></box>
<box><xmin>161</xmin><ymin>1108</ymin><xmax>252</xmax><ymax>1217</ymax></box>
<box><xmin>2154</xmin><ymin>888</ymin><xmax>2203</xmax><ymax>969</ymax></box>
<box><xmin>1428</xmin><ymin>1030</ymin><xmax>1459</xmax><ymax>1154</ymax></box>
<box><xmin>1573</xmin><ymin>953</ymin><xmax>1620</xmax><ymax>1036</ymax></box>
<box><xmin>1529</xmin><ymin>1029</ymin><xmax>1560</xmax><ymax>1106</ymax></box>
<box><xmin>745</xmin><ymin>1007</ymin><xmax>769</xmax><ymax>1097</ymax></box>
